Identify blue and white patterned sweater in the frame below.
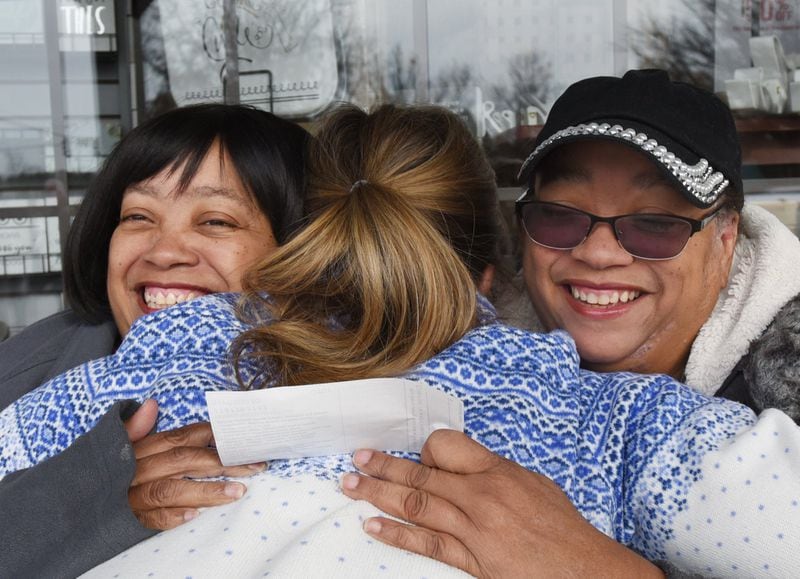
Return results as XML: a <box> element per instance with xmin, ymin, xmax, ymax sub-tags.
<box><xmin>2</xmin><ymin>294</ymin><xmax>798</xmax><ymax>578</ymax></box>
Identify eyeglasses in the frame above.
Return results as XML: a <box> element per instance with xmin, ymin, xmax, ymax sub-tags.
<box><xmin>515</xmin><ymin>198</ymin><xmax>724</xmax><ymax>260</ymax></box>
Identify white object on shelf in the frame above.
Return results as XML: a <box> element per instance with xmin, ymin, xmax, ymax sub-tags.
<box><xmin>762</xmin><ymin>78</ymin><xmax>789</xmax><ymax>113</ymax></box>
<box><xmin>725</xmin><ymin>79</ymin><xmax>762</xmax><ymax>110</ymax></box>
<box><xmin>789</xmin><ymin>82</ymin><xmax>800</xmax><ymax>113</ymax></box>
<box><xmin>734</xmin><ymin>67</ymin><xmax>764</xmax><ymax>81</ymax></box>
<box><xmin>750</xmin><ymin>35</ymin><xmax>789</xmax><ymax>85</ymax></box>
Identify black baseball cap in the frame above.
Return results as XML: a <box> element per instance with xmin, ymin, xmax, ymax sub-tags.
<box><xmin>517</xmin><ymin>69</ymin><xmax>742</xmax><ymax>208</ymax></box>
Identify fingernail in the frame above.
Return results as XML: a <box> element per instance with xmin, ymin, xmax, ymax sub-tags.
<box><xmin>364</xmin><ymin>518</ymin><xmax>382</xmax><ymax>534</ymax></box>
<box><xmin>341</xmin><ymin>473</ymin><xmax>360</xmax><ymax>491</ymax></box>
<box><xmin>352</xmin><ymin>449</ymin><xmax>373</xmax><ymax>467</ymax></box>
<box><xmin>183</xmin><ymin>509</ymin><xmax>199</xmax><ymax>522</ymax></box>
<box><xmin>224</xmin><ymin>482</ymin><xmax>245</xmax><ymax>499</ymax></box>
<box><xmin>248</xmin><ymin>462</ymin><xmax>268</xmax><ymax>472</ymax></box>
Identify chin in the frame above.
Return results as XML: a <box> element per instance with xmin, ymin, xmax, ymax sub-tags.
<box><xmin>570</xmin><ymin>339</ymin><xmax>636</xmax><ymax>372</ymax></box>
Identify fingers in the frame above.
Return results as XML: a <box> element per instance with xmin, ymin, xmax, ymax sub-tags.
<box><xmin>123</xmin><ymin>399</ymin><xmax>159</xmax><ymax>442</ymax></box>
<box><xmin>362</xmin><ymin>517</ymin><xmax>481</xmax><ymax>578</ymax></box>
<box><xmin>341</xmin><ymin>469</ymin><xmax>468</xmax><ymax>533</ymax></box>
<box><xmin>129</xmin><ymin>478</ymin><xmax>247</xmax><ymax>516</ymax></box>
<box><xmin>133</xmin><ymin>421</ymin><xmax>216</xmax><ymax>459</ymax></box>
<box><xmin>132</xmin><ymin>446</ymin><xmax>265</xmax><ymax>485</ymax></box>
<box><xmin>420</xmin><ymin>429</ymin><xmax>502</xmax><ymax>474</ymax></box>
<box><xmin>350</xmin><ymin>448</ymin><xmax>455</xmax><ymax>499</ymax></box>
<box><xmin>133</xmin><ymin>507</ymin><xmax>200</xmax><ymax>531</ymax></box>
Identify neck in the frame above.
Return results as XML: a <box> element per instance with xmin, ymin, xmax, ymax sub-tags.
<box><xmin>582</xmin><ymin>346</ymin><xmax>690</xmax><ymax>381</ymax></box>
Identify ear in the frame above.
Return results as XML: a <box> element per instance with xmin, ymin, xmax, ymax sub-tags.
<box><xmin>478</xmin><ymin>264</ymin><xmax>495</xmax><ymax>296</ymax></box>
<box><xmin>716</xmin><ymin>210</ymin><xmax>740</xmax><ymax>278</ymax></box>
<box><xmin>719</xmin><ymin>210</ymin><xmax>739</xmax><ymax>253</ymax></box>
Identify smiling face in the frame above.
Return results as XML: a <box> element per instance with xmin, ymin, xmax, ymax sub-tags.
<box><xmin>107</xmin><ymin>142</ymin><xmax>277</xmax><ymax>335</ymax></box>
<box><xmin>521</xmin><ymin>141</ymin><xmax>739</xmax><ymax>378</ymax></box>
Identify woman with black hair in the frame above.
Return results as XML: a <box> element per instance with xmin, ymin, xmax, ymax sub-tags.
<box><xmin>0</xmin><ymin>104</ymin><xmax>309</xmax><ymax>577</ymax></box>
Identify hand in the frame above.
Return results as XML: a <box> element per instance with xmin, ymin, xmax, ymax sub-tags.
<box><xmin>341</xmin><ymin>429</ymin><xmax>663</xmax><ymax>579</ymax></box>
<box><xmin>123</xmin><ymin>400</ymin><xmax>267</xmax><ymax>530</ymax></box>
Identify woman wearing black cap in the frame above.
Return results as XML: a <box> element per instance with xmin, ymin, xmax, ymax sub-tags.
<box><xmin>513</xmin><ymin>69</ymin><xmax>800</xmax><ymax>421</ymax></box>
<box><xmin>349</xmin><ymin>70</ymin><xmax>800</xmax><ymax>578</ymax></box>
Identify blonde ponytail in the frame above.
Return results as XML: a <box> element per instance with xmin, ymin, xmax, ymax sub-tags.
<box><xmin>234</xmin><ymin>104</ymin><xmax>500</xmax><ymax>387</ymax></box>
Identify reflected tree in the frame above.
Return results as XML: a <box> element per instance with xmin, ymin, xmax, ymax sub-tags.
<box><xmin>385</xmin><ymin>45</ymin><xmax>418</xmax><ymax>104</ymax></box>
<box><xmin>491</xmin><ymin>53</ymin><xmax>553</xmax><ymax>119</ymax></box>
<box><xmin>331</xmin><ymin>0</ymin><xmax>419</xmax><ymax>108</ymax></box>
<box><xmin>137</xmin><ymin>1</ymin><xmax>175</xmax><ymax>117</ymax></box>
<box><xmin>431</xmin><ymin>63</ymin><xmax>475</xmax><ymax>103</ymax></box>
<box><xmin>630</xmin><ymin>0</ymin><xmax>715</xmax><ymax>91</ymax></box>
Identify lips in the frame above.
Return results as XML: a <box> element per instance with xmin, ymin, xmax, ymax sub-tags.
<box><xmin>141</xmin><ymin>286</ymin><xmax>210</xmax><ymax>311</ymax></box>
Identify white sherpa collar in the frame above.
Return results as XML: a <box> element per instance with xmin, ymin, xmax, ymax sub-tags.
<box><xmin>684</xmin><ymin>204</ymin><xmax>800</xmax><ymax>395</ymax></box>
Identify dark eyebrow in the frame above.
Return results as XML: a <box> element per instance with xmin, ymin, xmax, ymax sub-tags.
<box><xmin>125</xmin><ymin>183</ymin><xmax>159</xmax><ymax>197</ymax></box>
<box><xmin>125</xmin><ymin>184</ymin><xmax>255</xmax><ymax>207</ymax></box>
<box><xmin>631</xmin><ymin>171</ymin><xmax>677</xmax><ymax>191</ymax></box>
<box><xmin>536</xmin><ymin>164</ymin><xmax>591</xmax><ymax>188</ymax></box>
<box><xmin>186</xmin><ymin>185</ymin><xmax>253</xmax><ymax>205</ymax></box>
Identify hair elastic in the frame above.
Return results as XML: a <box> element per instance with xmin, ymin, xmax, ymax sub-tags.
<box><xmin>349</xmin><ymin>179</ymin><xmax>369</xmax><ymax>193</ymax></box>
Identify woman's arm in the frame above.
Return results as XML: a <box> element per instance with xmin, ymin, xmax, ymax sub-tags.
<box><xmin>341</xmin><ymin>429</ymin><xmax>664</xmax><ymax>579</ymax></box>
<box><xmin>0</xmin><ymin>401</ymin><xmax>154</xmax><ymax>577</ymax></box>
<box><xmin>0</xmin><ymin>400</ymin><xmax>265</xmax><ymax>576</ymax></box>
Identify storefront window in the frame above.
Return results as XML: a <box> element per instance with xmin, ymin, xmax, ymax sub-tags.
<box><xmin>1</xmin><ymin>0</ymin><xmax>798</xmax><ymax>333</ymax></box>
<box><xmin>0</xmin><ymin>0</ymin><xmax>128</xmax><ymax>331</ymax></box>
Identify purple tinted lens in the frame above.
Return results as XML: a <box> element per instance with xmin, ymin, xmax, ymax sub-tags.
<box><xmin>616</xmin><ymin>215</ymin><xmax>692</xmax><ymax>259</ymax></box>
<box><xmin>523</xmin><ymin>203</ymin><xmax>590</xmax><ymax>249</ymax></box>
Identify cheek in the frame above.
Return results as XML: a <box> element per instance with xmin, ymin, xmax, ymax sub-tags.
<box><xmin>213</xmin><ymin>235</ymin><xmax>278</xmax><ymax>287</ymax></box>
<box><xmin>525</xmin><ymin>246</ymin><xmax>564</xmax><ymax>292</ymax></box>
<box><xmin>670</xmin><ymin>241</ymin><xmax>729</xmax><ymax>311</ymax></box>
<box><xmin>236</xmin><ymin>233</ymin><xmax>278</xmax><ymax>265</ymax></box>
<box><xmin>522</xmin><ymin>247</ymin><xmax>562</xmax><ymax>322</ymax></box>
<box><xmin>106</xmin><ymin>235</ymin><xmax>131</xmax><ymax>295</ymax></box>
<box><xmin>106</xmin><ymin>234</ymin><xmax>140</xmax><ymax>334</ymax></box>
<box><xmin>652</xmin><ymin>261</ymin><xmax>713</xmax><ymax>330</ymax></box>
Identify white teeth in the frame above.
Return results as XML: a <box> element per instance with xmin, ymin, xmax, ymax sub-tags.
<box><xmin>570</xmin><ymin>286</ymin><xmax>640</xmax><ymax>306</ymax></box>
<box><xmin>143</xmin><ymin>289</ymin><xmax>201</xmax><ymax>310</ymax></box>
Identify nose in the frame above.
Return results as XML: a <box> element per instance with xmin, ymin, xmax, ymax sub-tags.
<box><xmin>141</xmin><ymin>230</ymin><xmax>200</xmax><ymax>269</ymax></box>
<box><xmin>569</xmin><ymin>222</ymin><xmax>634</xmax><ymax>268</ymax></box>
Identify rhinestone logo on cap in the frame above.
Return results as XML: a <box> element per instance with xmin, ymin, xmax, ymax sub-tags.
<box><xmin>518</xmin><ymin>123</ymin><xmax>729</xmax><ymax>205</ymax></box>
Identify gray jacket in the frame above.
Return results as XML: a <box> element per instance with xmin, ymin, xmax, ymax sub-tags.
<box><xmin>739</xmin><ymin>293</ymin><xmax>800</xmax><ymax>421</ymax></box>
<box><xmin>0</xmin><ymin>311</ymin><xmax>156</xmax><ymax>577</ymax></box>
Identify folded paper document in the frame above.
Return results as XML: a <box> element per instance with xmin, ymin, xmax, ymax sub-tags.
<box><xmin>206</xmin><ymin>378</ymin><xmax>464</xmax><ymax>465</ymax></box>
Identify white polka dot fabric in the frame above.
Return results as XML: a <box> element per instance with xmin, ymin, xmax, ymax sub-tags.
<box><xmin>82</xmin><ymin>472</ymin><xmax>469</xmax><ymax>579</ymax></box>
<box><xmin>656</xmin><ymin>409</ymin><xmax>800</xmax><ymax>577</ymax></box>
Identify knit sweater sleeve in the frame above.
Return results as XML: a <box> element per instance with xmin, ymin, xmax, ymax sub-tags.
<box><xmin>627</xmin><ymin>393</ymin><xmax>800</xmax><ymax>576</ymax></box>
<box><xmin>0</xmin><ymin>293</ymin><xmax>248</xmax><ymax>478</ymax></box>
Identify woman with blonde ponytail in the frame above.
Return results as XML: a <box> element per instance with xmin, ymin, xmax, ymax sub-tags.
<box><xmin>234</xmin><ymin>104</ymin><xmax>500</xmax><ymax>387</ymax></box>
<box><xmin>6</xmin><ymin>105</ymin><xmax>800</xmax><ymax>578</ymax></box>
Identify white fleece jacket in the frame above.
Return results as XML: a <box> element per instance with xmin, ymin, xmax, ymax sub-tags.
<box><xmin>685</xmin><ymin>204</ymin><xmax>800</xmax><ymax>395</ymax></box>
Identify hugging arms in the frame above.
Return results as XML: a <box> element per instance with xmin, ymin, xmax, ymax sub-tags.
<box><xmin>3</xmin><ymin>99</ymin><xmax>800</xmax><ymax>577</ymax></box>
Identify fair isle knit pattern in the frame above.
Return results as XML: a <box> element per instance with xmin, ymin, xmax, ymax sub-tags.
<box><xmin>0</xmin><ymin>294</ymin><xmax>257</xmax><ymax>475</ymax></box>
<box><xmin>0</xmin><ymin>293</ymin><xmax>756</xmax><ymax>562</ymax></box>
